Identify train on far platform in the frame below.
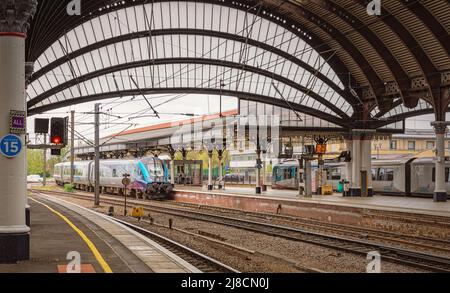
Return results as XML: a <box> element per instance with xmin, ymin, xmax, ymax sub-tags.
<box><xmin>272</xmin><ymin>155</ymin><xmax>450</xmax><ymax>199</ymax></box>
<box><xmin>54</xmin><ymin>157</ymin><xmax>173</xmax><ymax>199</ymax></box>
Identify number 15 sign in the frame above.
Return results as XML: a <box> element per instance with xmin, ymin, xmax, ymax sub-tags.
<box><xmin>0</xmin><ymin>134</ymin><xmax>23</xmax><ymax>158</ymax></box>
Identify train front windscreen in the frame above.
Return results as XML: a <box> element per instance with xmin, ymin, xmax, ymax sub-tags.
<box><xmin>147</xmin><ymin>159</ymin><xmax>164</xmax><ymax>180</ymax></box>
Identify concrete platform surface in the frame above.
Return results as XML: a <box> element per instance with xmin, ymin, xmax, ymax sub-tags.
<box><xmin>0</xmin><ymin>197</ymin><xmax>138</xmax><ymax>273</ymax></box>
<box><xmin>34</xmin><ymin>193</ymin><xmax>200</xmax><ymax>273</ymax></box>
<box><xmin>0</xmin><ymin>192</ymin><xmax>200</xmax><ymax>273</ymax></box>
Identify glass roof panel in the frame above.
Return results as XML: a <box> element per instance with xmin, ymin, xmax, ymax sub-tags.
<box><xmin>28</xmin><ymin>1</ymin><xmax>350</xmax><ymax>119</ymax></box>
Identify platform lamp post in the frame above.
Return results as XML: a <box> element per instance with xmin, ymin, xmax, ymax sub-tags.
<box><xmin>207</xmin><ymin>146</ymin><xmax>214</xmax><ymax>191</ymax></box>
<box><xmin>217</xmin><ymin>144</ymin><xmax>224</xmax><ymax>190</ymax></box>
<box><xmin>94</xmin><ymin>103</ymin><xmax>100</xmax><ymax>206</ymax></box>
<box><xmin>168</xmin><ymin>146</ymin><xmax>176</xmax><ymax>186</ymax></box>
<box><xmin>219</xmin><ymin>80</ymin><xmax>225</xmax><ymax>118</ymax></box>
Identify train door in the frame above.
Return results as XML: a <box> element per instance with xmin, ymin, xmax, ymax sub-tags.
<box><xmin>405</xmin><ymin>159</ymin><xmax>415</xmax><ymax>196</ymax></box>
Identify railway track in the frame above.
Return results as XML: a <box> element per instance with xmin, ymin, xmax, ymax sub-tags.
<box><xmin>160</xmin><ymin>200</ymin><xmax>450</xmax><ymax>254</ymax></box>
<box><xmin>110</xmin><ymin>217</ymin><xmax>240</xmax><ymax>273</ymax></box>
<box><xmin>30</xmin><ymin>188</ymin><xmax>450</xmax><ymax>272</ymax></box>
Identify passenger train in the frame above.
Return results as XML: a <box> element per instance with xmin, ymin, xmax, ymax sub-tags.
<box><xmin>272</xmin><ymin>156</ymin><xmax>450</xmax><ymax>198</ymax></box>
<box><xmin>54</xmin><ymin>157</ymin><xmax>173</xmax><ymax>199</ymax></box>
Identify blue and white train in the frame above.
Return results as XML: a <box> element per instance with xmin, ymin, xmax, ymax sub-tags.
<box><xmin>54</xmin><ymin>157</ymin><xmax>173</xmax><ymax>199</ymax></box>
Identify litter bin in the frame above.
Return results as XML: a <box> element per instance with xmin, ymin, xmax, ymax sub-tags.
<box><xmin>338</xmin><ymin>181</ymin><xmax>343</xmax><ymax>193</ymax></box>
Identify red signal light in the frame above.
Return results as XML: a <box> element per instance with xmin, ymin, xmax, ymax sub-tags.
<box><xmin>51</xmin><ymin>136</ymin><xmax>61</xmax><ymax>144</ymax></box>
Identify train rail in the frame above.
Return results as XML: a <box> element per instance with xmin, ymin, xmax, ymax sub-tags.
<box><xmin>30</xmin><ymin>188</ymin><xmax>450</xmax><ymax>272</ymax></box>
<box><xmin>160</xmin><ymin>200</ymin><xmax>450</xmax><ymax>254</ymax></box>
<box><xmin>110</xmin><ymin>217</ymin><xmax>240</xmax><ymax>273</ymax></box>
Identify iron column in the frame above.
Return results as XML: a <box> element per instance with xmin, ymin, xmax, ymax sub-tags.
<box><xmin>70</xmin><ymin>110</ymin><xmax>75</xmax><ymax>185</ymax></box>
<box><xmin>432</xmin><ymin>121</ymin><xmax>448</xmax><ymax>202</ymax></box>
<box><xmin>94</xmin><ymin>103</ymin><xmax>100</xmax><ymax>206</ymax></box>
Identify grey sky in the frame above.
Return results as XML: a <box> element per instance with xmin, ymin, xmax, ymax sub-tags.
<box><xmin>27</xmin><ymin>94</ymin><xmax>238</xmax><ymax>144</ymax></box>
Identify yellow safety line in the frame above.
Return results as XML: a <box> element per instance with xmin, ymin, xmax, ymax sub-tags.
<box><xmin>29</xmin><ymin>197</ymin><xmax>113</xmax><ymax>273</ymax></box>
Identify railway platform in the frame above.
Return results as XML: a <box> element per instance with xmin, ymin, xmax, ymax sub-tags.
<box><xmin>174</xmin><ymin>186</ymin><xmax>450</xmax><ymax>217</ymax></box>
<box><xmin>0</xmin><ymin>193</ymin><xmax>199</xmax><ymax>273</ymax></box>
<box><xmin>173</xmin><ymin>186</ymin><xmax>450</xmax><ymax>239</ymax></box>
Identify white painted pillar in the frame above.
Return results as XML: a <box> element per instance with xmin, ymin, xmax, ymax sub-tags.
<box><xmin>361</xmin><ymin>137</ymin><xmax>373</xmax><ymax>197</ymax></box>
<box><xmin>351</xmin><ymin>136</ymin><xmax>362</xmax><ymax>196</ymax></box>
<box><xmin>432</xmin><ymin>122</ymin><xmax>448</xmax><ymax>202</ymax></box>
<box><xmin>0</xmin><ymin>0</ymin><xmax>36</xmax><ymax>262</ymax></box>
<box><xmin>24</xmin><ymin>62</ymin><xmax>33</xmax><ymax>228</ymax></box>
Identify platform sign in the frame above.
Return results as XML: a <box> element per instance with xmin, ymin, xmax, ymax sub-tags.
<box><xmin>0</xmin><ymin>134</ymin><xmax>23</xmax><ymax>158</ymax></box>
<box><xmin>315</xmin><ymin>144</ymin><xmax>327</xmax><ymax>155</ymax></box>
<box><xmin>10</xmin><ymin>110</ymin><xmax>26</xmax><ymax>134</ymax></box>
<box><xmin>122</xmin><ymin>177</ymin><xmax>131</xmax><ymax>187</ymax></box>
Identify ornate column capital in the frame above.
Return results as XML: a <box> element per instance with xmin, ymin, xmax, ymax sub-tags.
<box><xmin>0</xmin><ymin>0</ymin><xmax>37</xmax><ymax>34</ymax></box>
<box><xmin>431</xmin><ymin>121</ymin><xmax>449</xmax><ymax>135</ymax></box>
<box><xmin>351</xmin><ymin>129</ymin><xmax>376</xmax><ymax>140</ymax></box>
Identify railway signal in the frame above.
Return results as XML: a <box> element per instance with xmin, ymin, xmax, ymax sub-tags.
<box><xmin>50</xmin><ymin>117</ymin><xmax>68</xmax><ymax>146</ymax></box>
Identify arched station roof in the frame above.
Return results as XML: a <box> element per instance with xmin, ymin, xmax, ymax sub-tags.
<box><xmin>23</xmin><ymin>0</ymin><xmax>450</xmax><ymax>129</ymax></box>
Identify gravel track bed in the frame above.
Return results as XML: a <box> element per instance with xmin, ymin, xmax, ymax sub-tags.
<box><xmin>164</xmin><ymin>202</ymin><xmax>450</xmax><ymax>258</ymax></box>
<box><xmin>37</xmin><ymin>193</ymin><xmax>428</xmax><ymax>273</ymax></box>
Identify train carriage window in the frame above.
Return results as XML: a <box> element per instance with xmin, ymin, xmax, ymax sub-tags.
<box><xmin>275</xmin><ymin>167</ymin><xmax>283</xmax><ymax>181</ymax></box>
<box><xmin>284</xmin><ymin>168</ymin><xmax>291</xmax><ymax>179</ymax></box>
<box><xmin>426</xmin><ymin>141</ymin><xmax>435</xmax><ymax>150</ymax></box>
<box><xmin>377</xmin><ymin>168</ymin><xmax>385</xmax><ymax>181</ymax></box>
<box><xmin>75</xmin><ymin>166</ymin><xmax>83</xmax><ymax>176</ymax></box>
<box><xmin>432</xmin><ymin>168</ymin><xmax>450</xmax><ymax>182</ymax></box>
<box><xmin>373</xmin><ymin>168</ymin><xmax>393</xmax><ymax>181</ymax></box>
<box><xmin>112</xmin><ymin>169</ymin><xmax>117</xmax><ymax>177</ymax></box>
<box><xmin>290</xmin><ymin>167</ymin><xmax>297</xmax><ymax>179</ymax></box>
<box><xmin>385</xmin><ymin>169</ymin><xmax>394</xmax><ymax>181</ymax></box>
<box><xmin>390</xmin><ymin>140</ymin><xmax>397</xmax><ymax>150</ymax></box>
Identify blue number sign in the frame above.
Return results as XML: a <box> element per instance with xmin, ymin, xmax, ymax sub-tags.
<box><xmin>0</xmin><ymin>134</ymin><xmax>23</xmax><ymax>158</ymax></box>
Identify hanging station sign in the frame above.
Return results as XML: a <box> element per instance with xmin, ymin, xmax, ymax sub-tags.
<box><xmin>10</xmin><ymin>110</ymin><xmax>26</xmax><ymax>134</ymax></box>
<box><xmin>315</xmin><ymin>144</ymin><xmax>327</xmax><ymax>155</ymax></box>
